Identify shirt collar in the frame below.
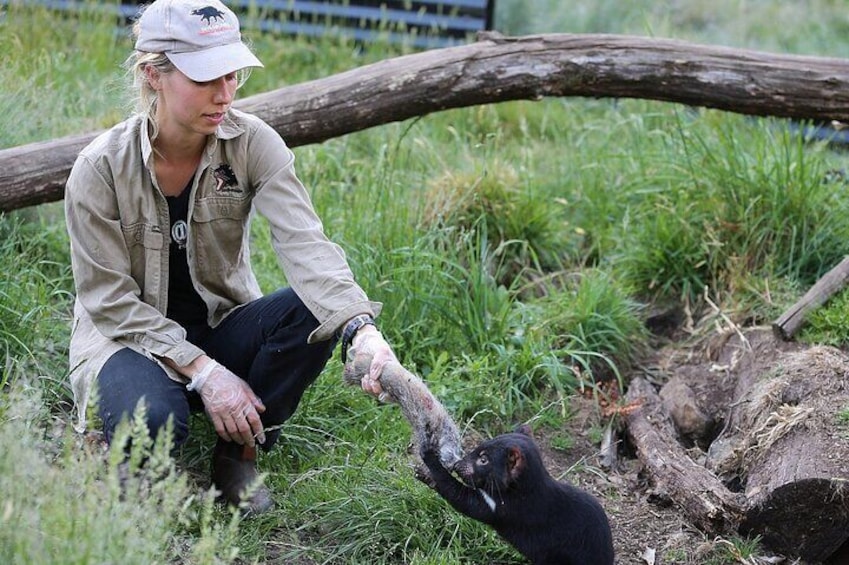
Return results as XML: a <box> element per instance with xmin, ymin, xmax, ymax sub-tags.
<box><xmin>140</xmin><ymin>115</ymin><xmax>155</xmax><ymax>170</ymax></box>
<box><xmin>139</xmin><ymin>111</ymin><xmax>245</xmax><ymax>167</ymax></box>
<box><xmin>216</xmin><ymin>111</ymin><xmax>244</xmax><ymax>140</ymax></box>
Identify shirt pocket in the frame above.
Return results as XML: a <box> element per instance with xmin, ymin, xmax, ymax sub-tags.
<box><xmin>121</xmin><ymin>222</ymin><xmax>165</xmax><ymax>305</ymax></box>
<box><xmin>192</xmin><ymin>193</ymin><xmax>253</xmax><ymax>223</ymax></box>
<box><xmin>191</xmin><ymin>194</ymin><xmax>254</xmax><ymax>274</ymax></box>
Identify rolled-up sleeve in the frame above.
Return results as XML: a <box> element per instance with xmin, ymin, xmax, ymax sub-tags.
<box><xmin>247</xmin><ymin>121</ymin><xmax>381</xmax><ymax>342</ymax></box>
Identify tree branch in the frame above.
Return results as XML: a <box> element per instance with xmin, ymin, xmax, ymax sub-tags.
<box><xmin>3</xmin><ymin>32</ymin><xmax>849</xmax><ymax>211</ymax></box>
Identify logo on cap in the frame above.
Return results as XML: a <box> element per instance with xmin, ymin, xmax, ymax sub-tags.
<box><xmin>191</xmin><ymin>6</ymin><xmax>225</xmax><ymax>24</ymax></box>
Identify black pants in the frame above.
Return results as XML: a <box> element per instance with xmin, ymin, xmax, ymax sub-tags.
<box><xmin>96</xmin><ymin>288</ymin><xmax>337</xmax><ymax>450</ymax></box>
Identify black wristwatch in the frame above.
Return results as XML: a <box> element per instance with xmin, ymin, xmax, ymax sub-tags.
<box><xmin>340</xmin><ymin>314</ymin><xmax>376</xmax><ymax>363</ymax></box>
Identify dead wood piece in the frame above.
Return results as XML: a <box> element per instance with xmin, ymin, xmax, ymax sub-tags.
<box><xmin>625</xmin><ymin>376</ymin><xmax>744</xmax><ymax>534</ymax></box>
<box><xmin>723</xmin><ymin>346</ymin><xmax>849</xmax><ymax>561</ymax></box>
<box><xmin>659</xmin><ymin>376</ymin><xmax>712</xmax><ymax>440</ymax></box>
<box><xmin>343</xmin><ymin>352</ymin><xmax>463</xmax><ymax>469</ymax></box>
<box><xmin>598</xmin><ymin>421</ymin><xmax>618</xmax><ymax>471</ymax></box>
<box><xmin>742</xmin><ymin>472</ymin><xmax>849</xmax><ymax>562</ymax></box>
<box><xmin>5</xmin><ymin>33</ymin><xmax>849</xmax><ymax>212</ymax></box>
<box><xmin>773</xmin><ymin>255</ymin><xmax>849</xmax><ymax>340</ymax></box>
<box><xmin>640</xmin><ymin>331</ymin><xmax>849</xmax><ymax>562</ymax></box>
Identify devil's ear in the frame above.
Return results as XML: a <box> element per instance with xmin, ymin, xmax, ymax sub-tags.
<box><xmin>507</xmin><ymin>445</ymin><xmax>526</xmax><ymax>481</ymax></box>
<box><xmin>514</xmin><ymin>423</ymin><xmax>534</xmax><ymax>438</ymax></box>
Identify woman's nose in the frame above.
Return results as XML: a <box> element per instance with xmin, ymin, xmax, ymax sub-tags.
<box><xmin>212</xmin><ymin>78</ymin><xmax>234</xmax><ymax>104</ymax></box>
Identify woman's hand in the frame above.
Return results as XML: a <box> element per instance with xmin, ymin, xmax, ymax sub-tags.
<box><xmin>349</xmin><ymin>325</ymin><xmax>398</xmax><ymax>400</ymax></box>
<box><xmin>190</xmin><ymin>360</ymin><xmax>266</xmax><ymax>446</ymax></box>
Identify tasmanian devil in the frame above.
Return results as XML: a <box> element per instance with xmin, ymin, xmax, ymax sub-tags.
<box><xmin>420</xmin><ymin>425</ymin><xmax>614</xmax><ymax>565</ymax></box>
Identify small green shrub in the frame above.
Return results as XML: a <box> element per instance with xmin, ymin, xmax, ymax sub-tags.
<box><xmin>422</xmin><ymin>159</ymin><xmax>571</xmax><ymax>282</ymax></box>
<box><xmin>530</xmin><ymin>269</ymin><xmax>648</xmax><ymax>385</ymax></box>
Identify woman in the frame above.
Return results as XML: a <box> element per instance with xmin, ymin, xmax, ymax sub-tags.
<box><xmin>65</xmin><ymin>0</ymin><xmax>395</xmax><ymax>514</ymax></box>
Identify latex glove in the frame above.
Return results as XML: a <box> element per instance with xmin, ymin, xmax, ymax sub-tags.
<box><xmin>190</xmin><ymin>360</ymin><xmax>266</xmax><ymax>446</ymax></box>
<box><xmin>349</xmin><ymin>325</ymin><xmax>398</xmax><ymax>401</ymax></box>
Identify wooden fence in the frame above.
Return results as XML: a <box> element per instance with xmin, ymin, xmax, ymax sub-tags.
<box><xmin>2</xmin><ymin>0</ymin><xmax>495</xmax><ymax>48</ymax></box>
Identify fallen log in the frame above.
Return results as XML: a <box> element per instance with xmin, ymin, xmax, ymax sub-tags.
<box><xmin>625</xmin><ymin>376</ymin><xmax>745</xmax><ymax>534</ymax></box>
<box><xmin>628</xmin><ymin>329</ymin><xmax>849</xmax><ymax>562</ymax></box>
<box><xmin>3</xmin><ymin>32</ymin><xmax>849</xmax><ymax>211</ymax></box>
<box><xmin>709</xmin><ymin>340</ymin><xmax>849</xmax><ymax>562</ymax></box>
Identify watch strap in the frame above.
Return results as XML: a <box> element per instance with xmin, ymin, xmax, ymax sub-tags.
<box><xmin>341</xmin><ymin>314</ymin><xmax>376</xmax><ymax>363</ymax></box>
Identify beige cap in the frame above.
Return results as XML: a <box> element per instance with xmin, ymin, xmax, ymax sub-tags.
<box><xmin>135</xmin><ymin>0</ymin><xmax>263</xmax><ymax>82</ymax></box>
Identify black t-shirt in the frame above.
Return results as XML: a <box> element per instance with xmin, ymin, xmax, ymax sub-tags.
<box><xmin>166</xmin><ymin>184</ymin><xmax>208</xmax><ymax>327</ymax></box>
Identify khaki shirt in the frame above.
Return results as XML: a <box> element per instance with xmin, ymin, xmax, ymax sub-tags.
<box><xmin>65</xmin><ymin>108</ymin><xmax>380</xmax><ymax>431</ymax></box>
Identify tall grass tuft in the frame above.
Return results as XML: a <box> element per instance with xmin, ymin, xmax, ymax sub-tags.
<box><xmin>616</xmin><ymin>113</ymin><xmax>849</xmax><ymax>303</ymax></box>
<box><xmin>0</xmin><ymin>384</ymin><xmax>241</xmax><ymax>565</ymax></box>
<box><xmin>0</xmin><ymin>214</ymin><xmax>73</xmax><ymax>398</ymax></box>
<box><xmin>422</xmin><ymin>159</ymin><xmax>571</xmax><ymax>281</ymax></box>
<box><xmin>531</xmin><ymin>269</ymin><xmax>647</xmax><ymax>386</ymax></box>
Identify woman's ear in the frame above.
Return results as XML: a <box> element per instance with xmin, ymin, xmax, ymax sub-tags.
<box><xmin>144</xmin><ymin>64</ymin><xmax>162</xmax><ymax>90</ymax></box>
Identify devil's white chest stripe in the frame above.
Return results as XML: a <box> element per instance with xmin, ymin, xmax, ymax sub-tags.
<box><xmin>477</xmin><ymin>489</ymin><xmax>497</xmax><ymax>512</ymax></box>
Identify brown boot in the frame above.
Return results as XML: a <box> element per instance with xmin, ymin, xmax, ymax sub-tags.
<box><xmin>211</xmin><ymin>440</ymin><xmax>274</xmax><ymax>515</ymax></box>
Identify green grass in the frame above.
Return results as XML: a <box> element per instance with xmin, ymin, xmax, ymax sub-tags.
<box><xmin>705</xmin><ymin>535</ymin><xmax>767</xmax><ymax>564</ymax></box>
<box><xmin>838</xmin><ymin>405</ymin><xmax>849</xmax><ymax>441</ymax></box>
<box><xmin>0</xmin><ymin>212</ymin><xmax>73</xmax><ymax>399</ymax></box>
<box><xmin>799</xmin><ymin>288</ymin><xmax>849</xmax><ymax>348</ymax></box>
<box><xmin>3</xmin><ymin>0</ymin><xmax>849</xmax><ymax>562</ymax></box>
<box><xmin>498</xmin><ymin>0</ymin><xmax>849</xmax><ymax>58</ymax></box>
<box><xmin>615</xmin><ymin>112</ymin><xmax>849</xmax><ymax>302</ymax></box>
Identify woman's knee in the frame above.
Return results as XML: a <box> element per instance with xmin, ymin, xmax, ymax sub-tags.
<box><xmin>97</xmin><ymin>348</ymin><xmax>190</xmax><ymax>446</ymax></box>
<box><xmin>144</xmin><ymin>400</ymin><xmax>190</xmax><ymax>445</ymax></box>
<box><xmin>99</xmin><ymin>392</ymin><xmax>190</xmax><ymax>446</ymax></box>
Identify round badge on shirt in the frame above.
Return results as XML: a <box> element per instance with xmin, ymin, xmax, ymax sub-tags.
<box><xmin>172</xmin><ymin>220</ymin><xmax>188</xmax><ymax>250</ymax></box>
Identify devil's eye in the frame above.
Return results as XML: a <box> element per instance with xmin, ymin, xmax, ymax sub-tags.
<box><xmin>477</xmin><ymin>452</ymin><xmax>489</xmax><ymax>465</ymax></box>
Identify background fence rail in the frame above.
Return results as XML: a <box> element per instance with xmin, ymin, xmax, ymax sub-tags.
<box><xmin>1</xmin><ymin>0</ymin><xmax>495</xmax><ymax>48</ymax></box>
